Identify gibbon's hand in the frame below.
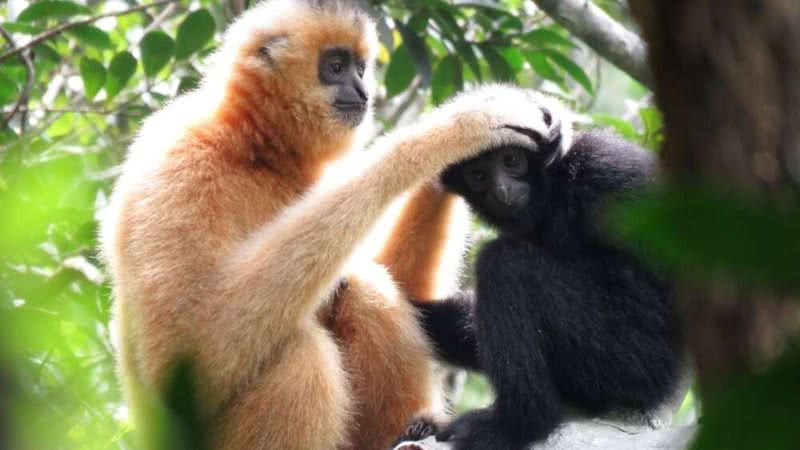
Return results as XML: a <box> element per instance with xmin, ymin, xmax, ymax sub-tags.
<box><xmin>432</xmin><ymin>84</ymin><xmax>556</xmax><ymax>161</ymax></box>
<box><xmin>372</xmin><ymin>84</ymin><xmax>559</xmax><ymax>194</ymax></box>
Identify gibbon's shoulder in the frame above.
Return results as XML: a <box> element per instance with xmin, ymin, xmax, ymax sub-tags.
<box><xmin>561</xmin><ymin>129</ymin><xmax>658</xmax><ymax>194</ymax></box>
<box><xmin>122</xmin><ymin>91</ymin><xmax>220</xmax><ymax>180</ymax></box>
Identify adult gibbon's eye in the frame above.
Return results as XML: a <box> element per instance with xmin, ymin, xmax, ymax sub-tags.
<box><xmin>330</xmin><ymin>62</ymin><xmax>344</xmax><ymax>74</ymax></box>
<box><xmin>472</xmin><ymin>170</ymin><xmax>486</xmax><ymax>182</ymax></box>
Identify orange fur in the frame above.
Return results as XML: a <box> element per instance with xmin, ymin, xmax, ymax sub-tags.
<box><xmin>377</xmin><ymin>184</ymin><xmax>470</xmax><ymax>301</ymax></box>
<box><xmin>101</xmin><ymin>1</ymin><xmax>552</xmax><ymax>448</ymax></box>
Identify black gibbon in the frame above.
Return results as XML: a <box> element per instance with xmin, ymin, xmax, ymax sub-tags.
<box><xmin>411</xmin><ymin>115</ymin><xmax>684</xmax><ymax>450</ymax></box>
<box><xmin>99</xmin><ymin>0</ymin><xmax>552</xmax><ymax>448</ymax></box>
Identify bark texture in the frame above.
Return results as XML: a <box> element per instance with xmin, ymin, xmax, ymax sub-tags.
<box><xmin>628</xmin><ymin>0</ymin><xmax>800</xmax><ymax>391</ymax></box>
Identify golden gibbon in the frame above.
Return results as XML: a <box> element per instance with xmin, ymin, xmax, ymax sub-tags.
<box><xmin>100</xmin><ymin>1</ymin><xmax>550</xmax><ymax>448</ymax></box>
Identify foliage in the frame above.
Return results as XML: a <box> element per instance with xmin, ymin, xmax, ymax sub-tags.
<box><xmin>0</xmin><ymin>1</ymin><xmax>662</xmax><ymax>449</ymax></box>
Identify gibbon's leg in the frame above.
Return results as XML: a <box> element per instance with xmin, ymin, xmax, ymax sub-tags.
<box><xmin>375</xmin><ymin>183</ymin><xmax>469</xmax><ymax>300</ymax></box>
<box><xmin>439</xmin><ymin>239</ymin><xmax>565</xmax><ymax>450</ymax></box>
<box><xmin>212</xmin><ymin>323</ymin><xmax>350</xmax><ymax>450</ymax></box>
<box><xmin>330</xmin><ymin>263</ymin><xmax>442</xmax><ymax>450</ymax></box>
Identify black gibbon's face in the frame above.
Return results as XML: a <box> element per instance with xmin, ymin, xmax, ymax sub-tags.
<box><xmin>459</xmin><ymin>147</ymin><xmax>531</xmax><ymax>219</ymax></box>
<box><xmin>318</xmin><ymin>48</ymin><xmax>369</xmax><ymax>127</ymax></box>
<box><xmin>442</xmin><ymin>146</ymin><xmax>552</xmax><ymax>233</ymax></box>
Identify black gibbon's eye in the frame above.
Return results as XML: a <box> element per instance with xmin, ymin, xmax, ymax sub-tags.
<box><xmin>503</xmin><ymin>153</ymin><xmax>519</xmax><ymax>168</ymax></box>
<box><xmin>472</xmin><ymin>170</ymin><xmax>486</xmax><ymax>182</ymax></box>
<box><xmin>330</xmin><ymin>61</ymin><xmax>344</xmax><ymax>75</ymax></box>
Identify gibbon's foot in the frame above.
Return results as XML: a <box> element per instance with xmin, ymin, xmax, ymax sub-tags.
<box><xmin>436</xmin><ymin>409</ymin><xmax>521</xmax><ymax>450</ymax></box>
<box><xmin>392</xmin><ymin>417</ymin><xmax>439</xmax><ymax>448</ymax></box>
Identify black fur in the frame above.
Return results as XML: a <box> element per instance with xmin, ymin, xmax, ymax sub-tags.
<box><xmin>418</xmin><ymin>129</ymin><xmax>683</xmax><ymax>450</ymax></box>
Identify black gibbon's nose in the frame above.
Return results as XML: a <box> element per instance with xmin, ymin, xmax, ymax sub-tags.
<box><xmin>493</xmin><ymin>185</ymin><xmax>511</xmax><ymax>205</ymax></box>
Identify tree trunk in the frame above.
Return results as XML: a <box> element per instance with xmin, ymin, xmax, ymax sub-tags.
<box><xmin>628</xmin><ymin>0</ymin><xmax>800</xmax><ymax>392</ymax></box>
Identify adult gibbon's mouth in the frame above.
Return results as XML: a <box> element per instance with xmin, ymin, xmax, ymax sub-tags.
<box><xmin>333</xmin><ymin>101</ymin><xmax>366</xmax><ymax>112</ymax></box>
<box><xmin>333</xmin><ymin>101</ymin><xmax>367</xmax><ymax>127</ymax></box>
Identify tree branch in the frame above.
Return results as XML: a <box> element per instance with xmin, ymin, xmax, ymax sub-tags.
<box><xmin>0</xmin><ymin>26</ymin><xmax>34</xmax><ymax>129</ymax></box>
<box><xmin>531</xmin><ymin>0</ymin><xmax>652</xmax><ymax>88</ymax></box>
<box><xmin>0</xmin><ymin>0</ymin><xmax>179</xmax><ymax>64</ymax></box>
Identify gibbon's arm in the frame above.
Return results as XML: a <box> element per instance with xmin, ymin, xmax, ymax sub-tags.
<box><xmin>567</xmin><ymin>130</ymin><xmax>657</xmax><ymax>207</ymax></box>
<box><xmin>411</xmin><ymin>293</ymin><xmax>479</xmax><ymax>371</ymax></box>
<box><xmin>375</xmin><ymin>183</ymin><xmax>469</xmax><ymax>300</ymax></box>
<box><xmin>217</xmin><ymin>87</ymin><xmax>546</xmax><ymax>343</ymax></box>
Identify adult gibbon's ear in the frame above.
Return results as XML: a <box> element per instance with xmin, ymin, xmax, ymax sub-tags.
<box><xmin>257</xmin><ymin>36</ymin><xmax>289</xmax><ymax>66</ymax></box>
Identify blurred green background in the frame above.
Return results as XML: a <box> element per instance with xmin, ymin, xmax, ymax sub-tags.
<box><xmin>0</xmin><ymin>1</ymin><xmax>683</xmax><ymax>449</ymax></box>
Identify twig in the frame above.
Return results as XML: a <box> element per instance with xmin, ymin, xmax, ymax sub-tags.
<box><xmin>2</xmin><ymin>106</ymin><xmax>138</xmax><ymax>116</ymax></box>
<box><xmin>531</xmin><ymin>0</ymin><xmax>652</xmax><ymax>88</ymax></box>
<box><xmin>387</xmin><ymin>77</ymin><xmax>423</xmax><ymax>126</ymax></box>
<box><xmin>0</xmin><ymin>0</ymin><xmax>179</xmax><ymax>64</ymax></box>
<box><xmin>0</xmin><ymin>26</ymin><xmax>35</xmax><ymax>129</ymax></box>
<box><xmin>140</xmin><ymin>2</ymin><xmax>179</xmax><ymax>37</ymax></box>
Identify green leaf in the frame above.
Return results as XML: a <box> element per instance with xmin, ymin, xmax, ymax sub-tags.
<box><xmin>520</xmin><ymin>28</ymin><xmax>577</xmax><ymax>49</ymax></box>
<box><xmin>454</xmin><ymin>0</ymin><xmax>512</xmax><ymax>15</ymax></box>
<box><xmin>692</xmin><ymin>347</ymin><xmax>800</xmax><ymax>450</ymax></box>
<box><xmin>140</xmin><ymin>31</ymin><xmax>175</xmax><ymax>78</ymax></box>
<box><xmin>177</xmin><ymin>75</ymin><xmax>200</xmax><ymax>95</ymax></box>
<box><xmin>454</xmin><ymin>40</ymin><xmax>482</xmax><ymax>82</ymax></box>
<box><xmin>32</xmin><ymin>43</ymin><xmax>61</xmax><ymax>63</ymax></box>
<box><xmin>523</xmin><ymin>50</ymin><xmax>564</xmax><ymax>85</ymax></box>
<box><xmin>479</xmin><ymin>44</ymin><xmax>515</xmax><ymax>82</ymax></box>
<box><xmin>18</xmin><ymin>1</ymin><xmax>90</xmax><ymax>21</ymax></box>
<box><xmin>3</xmin><ymin>22</ymin><xmax>43</xmax><ymax>35</ymax></box>
<box><xmin>66</xmin><ymin>25</ymin><xmax>112</xmax><ymax>50</ymax></box>
<box><xmin>79</xmin><ymin>58</ymin><xmax>105</xmax><ymax>100</ymax></box>
<box><xmin>408</xmin><ymin>14</ymin><xmax>430</xmax><ymax>33</ymax></box>
<box><xmin>46</xmin><ymin>112</ymin><xmax>75</xmax><ymax>137</ymax></box>
<box><xmin>105</xmin><ymin>52</ymin><xmax>137</xmax><ymax>100</ymax></box>
<box><xmin>384</xmin><ymin>44</ymin><xmax>416</xmax><ymax>98</ymax></box>
<box><xmin>397</xmin><ymin>23</ymin><xmax>431</xmax><ymax>85</ymax></box>
<box><xmin>498</xmin><ymin>47</ymin><xmax>524</xmax><ymax>74</ymax></box>
<box><xmin>607</xmin><ymin>185</ymin><xmax>800</xmax><ymax>289</ymax></box>
<box><xmin>591</xmin><ymin>114</ymin><xmax>639</xmax><ymax>141</ymax></box>
<box><xmin>543</xmin><ymin>49</ymin><xmax>593</xmax><ymax>94</ymax></box>
<box><xmin>431</xmin><ymin>10</ymin><xmax>462</xmax><ymax>40</ymax></box>
<box><xmin>0</xmin><ymin>71</ymin><xmax>19</xmax><ymax>106</ymax></box>
<box><xmin>639</xmin><ymin>107</ymin><xmax>664</xmax><ymax>149</ymax></box>
<box><xmin>432</xmin><ymin>55</ymin><xmax>463</xmax><ymax>106</ymax></box>
<box><xmin>175</xmin><ymin>9</ymin><xmax>216</xmax><ymax>60</ymax></box>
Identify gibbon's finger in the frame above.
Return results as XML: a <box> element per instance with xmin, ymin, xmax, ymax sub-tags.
<box><xmin>484</xmin><ymin>125</ymin><xmax>542</xmax><ymax>153</ymax></box>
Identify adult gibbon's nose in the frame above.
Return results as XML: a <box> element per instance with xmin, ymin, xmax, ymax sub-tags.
<box><xmin>353</xmin><ymin>78</ymin><xmax>368</xmax><ymax>103</ymax></box>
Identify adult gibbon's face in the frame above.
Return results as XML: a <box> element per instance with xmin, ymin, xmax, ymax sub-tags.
<box><xmin>318</xmin><ymin>47</ymin><xmax>369</xmax><ymax>127</ymax></box>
